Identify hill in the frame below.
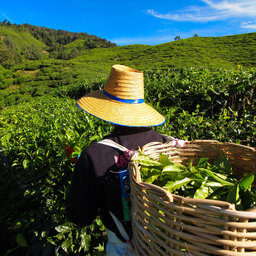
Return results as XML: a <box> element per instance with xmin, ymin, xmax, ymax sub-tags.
<box><xmin>0</xmin><ymin>25</ymin><xmax>47</xmax><ymax>67</ymax></box>
<box><xmin>1</xmin><ymin>23</ymin><xmax>256</xmax><ymax>108</ymax></box>
<box><xmin>0</xmin><ymin>21</ymin><xmax>116</xmax><ymax>67</ymax></box>
<box><xmin>73</xmin><ymin>32</ymin><xmax>256</xmax><ymax>71</ymax></box>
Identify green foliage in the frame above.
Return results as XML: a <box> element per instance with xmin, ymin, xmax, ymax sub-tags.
<box><xmin>1</xmin><ymin>28</ymin><xmax>256</xmax><ymax>105</ymax></box>
<box><xmin>54</xmin><ymin>38</ymin><xmax>115</xmax><ymax>60</ymax></box>
<box><xmin>1</xmin><ymin>65</ymin><xmax>256</xmax><ymax>255</ymax></box>
<box><xmin>0</xmin><ymin>96</ymin><xmax>112</xmax><ymax>255</ymax></box>
<box><xmin>73</xmin><ymin>32</ymin><xmax>256</xmax><ymax>70</ymax></box>
<box><xmin>145</xmin><ymin>67</ymin><xmax>256</xmax><ymax>115</ymax></box>
<box><xmin>0</xmin><ymin>25</ymin><xmax>47</xmax><ymax>67</ymax></box>
<box><xmin>0</xmin><ymin>65</ymin><xmax>13</xmax><ymax>89</ymax></box>
<box><xmin>1</xmin><ymin>20</ymin><xmax>256</xmax><ymax>255</ymax></box>
<box><xmin>135</xmin><ymin>152</ymin><xmax>256</xmax><ymax>210</ymax></box>
<box><xmin>0</xmin><ymin>21</ymin><xmax>116</xmax><ymax>67</ymax></box>
<box><xmin>55</xmin><ymin>76</ymin><xmax>107</xmax><ymax>100</ymax></box>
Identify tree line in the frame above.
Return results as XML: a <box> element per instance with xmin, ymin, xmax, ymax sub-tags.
<box><xmin>0</xmin><ymin>20</ymin><xmax>117</xmax><ymax>67</ymax></box>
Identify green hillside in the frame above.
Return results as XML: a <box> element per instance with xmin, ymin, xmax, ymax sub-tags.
<box><xmin>0</xmin><ymin>25</ymin><xmax>47</xmax><ymax>66</ymax></box>
<box><xmin>0</xmin><ymin>25</ymin><xmax>45</xmax><ymax>48</ymax></box>
<box><xmin>39</xmin><ymin>32</ymin><xmax>256</xmax><ymax>80</ymax></box>
<box><xmin>0</xmin><ymin>21</ymin><xmax>116</xmax><ymax>67</ymax></box>
<box><xmin>1</xmin><ymin>24</ymin><xmax>256</xmax><ymax>255</ymax></box>
<box><xmin>1</xmin><ymin>23</ymin><xmax>256</xmax><ymax>108</ymax></box>
<box><xmin>74</xmin><ymin>32</ymin><xmax>256</xmax><ymax>71</ymax></box>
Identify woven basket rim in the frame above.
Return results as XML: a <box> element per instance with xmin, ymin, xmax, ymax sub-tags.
<box><xmin>130</xmin><ymin>139</ymin><xmax>256</xmax><ymax>216</ymax></box>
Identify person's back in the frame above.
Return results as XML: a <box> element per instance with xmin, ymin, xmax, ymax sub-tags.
<box><xmin>66</xmin><ymin>65</ymin><xmax>166</xmax><ymax>255</ymax></box>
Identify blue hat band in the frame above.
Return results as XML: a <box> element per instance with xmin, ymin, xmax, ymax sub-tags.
<box><xmin>103</xmin><ymin>90</ymin><xmax>144</xmax><ymax>104</ymax></box>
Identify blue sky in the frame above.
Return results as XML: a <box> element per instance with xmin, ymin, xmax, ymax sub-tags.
<box><xmin>1</xmin><ymin>0</ymin><xmax>256</xmax><ymax>45</ymax></box>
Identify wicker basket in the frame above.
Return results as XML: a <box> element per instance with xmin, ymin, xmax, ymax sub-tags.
<box><xmin>129</xmin><ymin>140</ymin><xmax>256</xmax><ymax>256</ymax></box>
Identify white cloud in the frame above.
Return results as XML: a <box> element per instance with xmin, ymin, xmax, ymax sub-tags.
<box><xmin>147</xmin><ymin>0</ymin><xmax>256</xmax><ymax>22</ymax></box>
<box><xmin>147</xmin><ymin>9</ymin><xmax>219</xmax><ymax>22</ymax></box>
<box><xmin>241</xmin><ymin>20</ymin><xmax>256</xmax><ymax>29</ymax></box>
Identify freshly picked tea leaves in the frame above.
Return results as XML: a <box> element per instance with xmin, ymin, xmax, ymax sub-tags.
<box><xmin>133</xmin><ymin>151</ymin><xmax>256</xmax><ymax>210</ymax></box>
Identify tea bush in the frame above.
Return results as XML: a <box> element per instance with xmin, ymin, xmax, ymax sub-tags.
<box><xmin>0</xmin><ymin>97</ymin><xmax>112</xmax><ymax>256</ymax></box>
<box><xmin>1</xmin><ymin>66</ymin><xmax>255</xmax><ymax>255</ymax></box>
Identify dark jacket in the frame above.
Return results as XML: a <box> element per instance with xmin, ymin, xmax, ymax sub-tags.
<box><xmin>66</xmin><ymin>127</ymin><xmax>166</xmax><ymax>242</ymax></box>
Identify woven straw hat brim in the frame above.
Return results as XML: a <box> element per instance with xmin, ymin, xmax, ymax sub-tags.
<box><xmin>76</xmin><ymin>90</ymin><xmax>165</xmax><ymax>127</ymax></box>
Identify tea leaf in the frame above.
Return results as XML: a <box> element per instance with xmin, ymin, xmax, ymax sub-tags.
<box><xmin>162</xmin><ymin>164</ymin><xmax>184</xmax><ymax>173</ymax></box>
<box><xmin>239</xmin><ymin>173</ymin><xmax>254</xmax><ymax>191</ymax></box>
<box><xmin>164</xmin><ymin>177</ymin><xmax>191</xmax><ymax>193</ymax></box>
<box><xmin>214</xmin><ymin>153</ymin><xmax>232</xmax><ymax>173</ymax></box>
<box><xmin>159</xmin><ymin>153</ymin><xmax>172</xmax><ymax>166</ymax></box>
<box><xmin>145</xmin><ymin>175</ymin><xmax>159</xmax><ymax>184</ymax></box>
<box><xmin>194</xmin><ymin>183</ymin><xmax>210</xmax><ymax>199</ymax></box>
<box><xmin>226</xmin><ymin>184</ymin><xmax>240</xmax><ymax>204</ymax></box>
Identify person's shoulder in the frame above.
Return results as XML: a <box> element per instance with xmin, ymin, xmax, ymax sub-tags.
<box><xmin>82</xmin><ymin>140</ymin><xmax>114</xmax><ymax>157</ymax></box>
<box><xmin>146</xmin><ymin>129</ymin><xmax>165</xmax><ymax>137</ymax></box>
<box><xmin>147</xmin><ymin>130</ymin><xmax>170</xmax><ymax>143</ymax></box>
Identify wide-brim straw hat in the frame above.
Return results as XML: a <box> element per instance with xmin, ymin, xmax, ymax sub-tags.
<box><xmin>76</xmin><ymin>64</ymin><xmax>165</xmax><ymax>127</ymax></box>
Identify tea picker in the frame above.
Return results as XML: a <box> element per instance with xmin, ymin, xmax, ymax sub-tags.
<box><xmin>66</xmin><ymin>64</ymin><xmax>173</xmax><ymax>255</ymax></box>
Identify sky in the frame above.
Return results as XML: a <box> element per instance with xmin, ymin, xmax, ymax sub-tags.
<box><xmin>1</xmin><ymin>0</ymin><xmax>256</xmax><ymax>46</ymax></box>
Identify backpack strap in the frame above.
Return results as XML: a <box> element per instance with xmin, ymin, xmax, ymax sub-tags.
<box><xmin>160</xmin><ymin>133</ymin><xmax>187</xmax><ymax>148</ymax></box>
<box><xmin>98</xmin><ymin>139</ymin><xmax>128</xmax><ymax>152</ymax></box>
<box><xmin>97</xmin><ymin>139</ymin><xmax>133</xmax><ymax>243</ymax></box>
<box><xmin>98</xmin><ymin>139</ymin><xmax>138</xmax><ymax>160</ymax></box>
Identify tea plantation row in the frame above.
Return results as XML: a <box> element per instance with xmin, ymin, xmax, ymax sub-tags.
<box><xmin>0</xmin><ymin>66</ymin><xmax>255</xmax><ymax>255</ymax></box>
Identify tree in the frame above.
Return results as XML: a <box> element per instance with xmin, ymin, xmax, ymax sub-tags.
<box><xmin>69</xmin><ymin>48</ymin><xmax>80</xmax><ymax>59</ymax></box>
<box><xmin>174</xmin><ymin>35</ymin><xmax>181</xmax><ymax>41</ymax></box>
<box><xmin>193</xmin><ymin>34</ymin><xmax>198</xmax><ymax>37</ymax></box>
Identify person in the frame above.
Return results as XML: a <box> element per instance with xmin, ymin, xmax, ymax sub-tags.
<box><xmin>66</xmin><ymin>64</ymin><xmax>166</xmax><ymax>255</ymax></box>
